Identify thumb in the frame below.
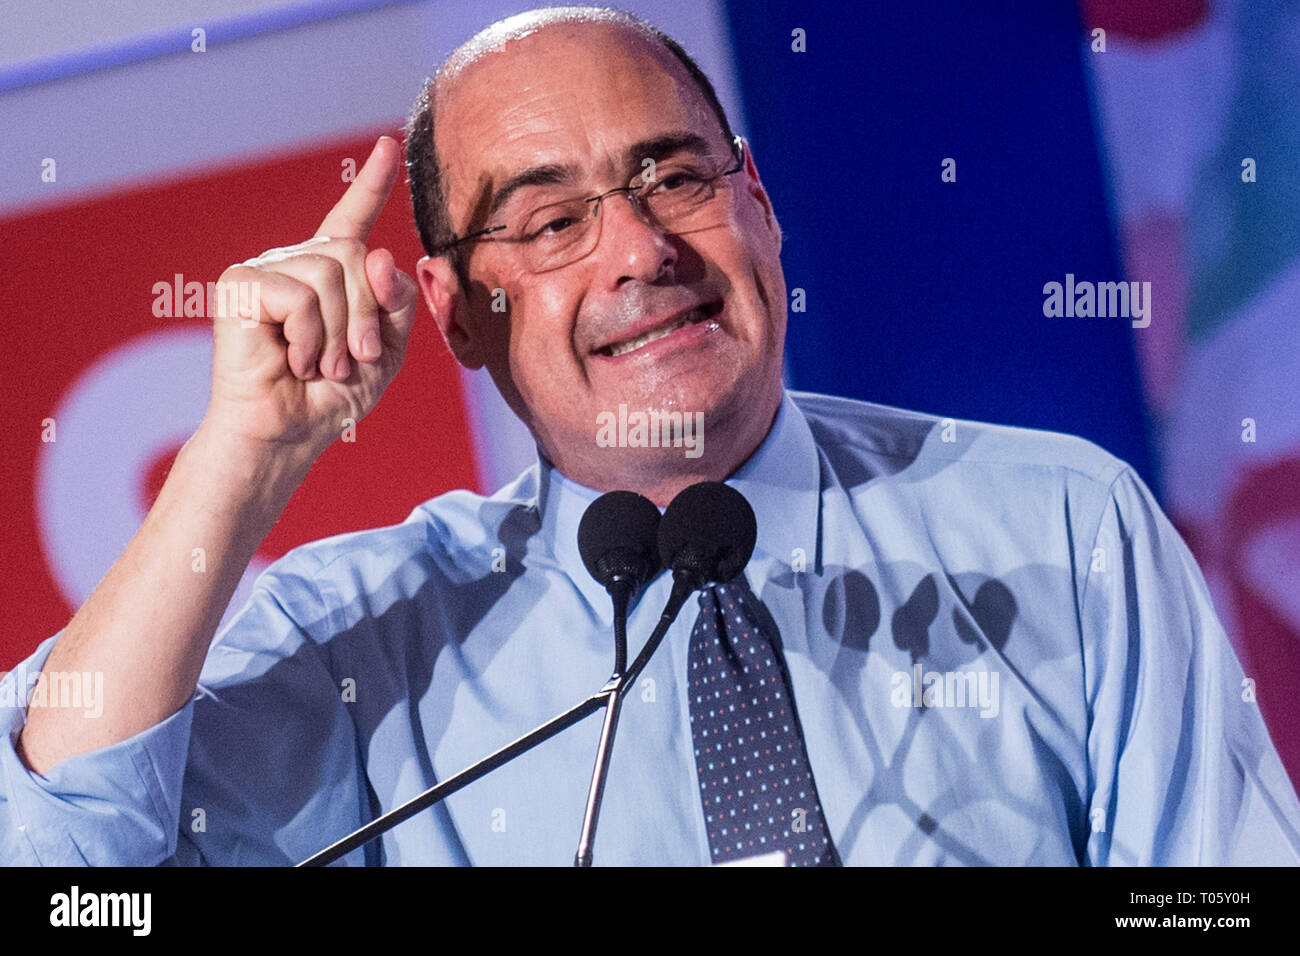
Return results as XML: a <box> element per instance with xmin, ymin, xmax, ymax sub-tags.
<box><xmin>365</xmin><ymin>247</ymin><xmax>418</xmax><ymax>337</ymax></box>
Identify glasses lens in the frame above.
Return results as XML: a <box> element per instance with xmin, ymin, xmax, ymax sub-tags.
<box><xmin>644</xmin><ymin>169</ymin><xmax>735</xmax><ymax>235</ymax></box>
<box><xmin>520</xmin><ymin>198</ymin><xmax>597</xmax><ymax>272</ymax></box>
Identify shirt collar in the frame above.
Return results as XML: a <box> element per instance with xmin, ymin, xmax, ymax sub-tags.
<box><xmin>725</xmin><ymin>389</ymin><xmax>822</xmax><ymax>572</ymax></box>
<box><xmin>536</xmin><ymin>389</ymin><xmax>822</xmax><ymax>616</ymax></box>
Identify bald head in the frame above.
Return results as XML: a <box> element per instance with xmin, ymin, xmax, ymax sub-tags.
<box><xmin>437</xmin><ymin>7</ymin><xmax>639</xmax><ymax>89</ymax></box>
<box><xmin>404</xmin><ymin>7</ymin><xmax>735</xmax><ymax>263</ymax></box>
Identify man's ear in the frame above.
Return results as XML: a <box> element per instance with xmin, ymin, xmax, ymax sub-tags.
<box><xmin>416</xmin><ymin>255</ymin><xmax>482</xmax><ymax>369</ymax></box>
<box><xmin>739</xmin><ymin>138</ymin><xmax>782</xmax><ymax>250</ymax></box>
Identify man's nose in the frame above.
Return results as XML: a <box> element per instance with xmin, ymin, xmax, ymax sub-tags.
<box><xmin>595</xmin><ymin>191</ymin><xmax>677</xmax><ymax>282</ymax></box>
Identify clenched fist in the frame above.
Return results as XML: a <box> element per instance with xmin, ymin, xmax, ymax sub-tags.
<box><xmin>205</xmin><ymin>136</ymin><xmax>418</xmax><ymax>465</ymax></box>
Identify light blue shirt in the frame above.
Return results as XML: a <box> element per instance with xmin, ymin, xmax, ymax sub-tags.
<box><xmin>4</xmin><ymin>389</ymin><xmax>1299</xmax><ymax>865</ymax></box>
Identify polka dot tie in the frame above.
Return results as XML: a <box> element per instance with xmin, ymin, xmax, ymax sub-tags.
<box><xmin>687</xmin><ymin>581</ymin><xmax>841</xmax><ymax>866</ymax></box>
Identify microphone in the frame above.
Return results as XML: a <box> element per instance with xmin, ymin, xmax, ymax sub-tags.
<box><xmin>658</xmin><ymin>480</ymin><xmax>757</xmax><ymax>589</ymax></box>
<box><xmin>622</xmin><ymin>481</ymin><xmax>758</xmax><ymax>694</ymax></box>
<box><xmin>577</xmin><ymin>490</ymin><xmax>662</xmax><ymax>675</ymax></box>
<box><xmin>577</xmin><ymin>490</ymin><xmax>662</xmax><ymax>590</ymax></box>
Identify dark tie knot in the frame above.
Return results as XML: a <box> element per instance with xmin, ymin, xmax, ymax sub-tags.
<box><xmin>707</xmin><ymin>581</ymin><xmax>748</xmax><ymax>609</ymax></box>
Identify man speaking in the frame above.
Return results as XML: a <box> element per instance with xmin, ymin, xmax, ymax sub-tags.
<box><xmin>3</xmin><ymin>6</ymin><xmax>1298</xmax><ymax>866</ymax></box>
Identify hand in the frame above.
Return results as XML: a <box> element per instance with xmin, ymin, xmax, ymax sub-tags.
<box><xmin>203</xmin><ymin>136</ymin><xmax>419</xmax><ymax>466</ymax></box>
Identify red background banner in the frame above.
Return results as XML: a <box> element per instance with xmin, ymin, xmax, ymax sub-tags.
<box><xmin>1</xmin><ymin>130</ymin><xmax>482</xmax><ymax>668</ymax></box>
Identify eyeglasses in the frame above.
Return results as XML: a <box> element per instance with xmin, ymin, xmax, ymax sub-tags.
<box><xmin>435</xmin><ymin>135</ymin><xmax>746</xmax><ymax>274</ymax></box>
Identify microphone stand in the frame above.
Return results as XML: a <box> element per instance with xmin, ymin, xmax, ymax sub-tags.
<box><xmin>574</xmin><ymin>570</ymin><xmax>696</xmax><ymax>866</ymax></box>
<box><xmin>299</xmin><ymin>571</ymin><xmax>696</xmax><ymax>868</ymax></box>
<box><xmin>572</xmin><ymin>575</ymin><xmax>629</xmax><ymax>867</ymax></box>
<box><xmin>298</xmin><ymin>691</ymin><xmax>605</xmax><ymax>866</ymax></box>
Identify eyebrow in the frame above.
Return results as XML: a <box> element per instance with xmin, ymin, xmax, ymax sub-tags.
<box><xmin>482</xmin><ymin>130</ymin><xmax>719</xmax><ymax>222</ymax></box>
<box><xmin>486</xmin><ymin>163</ymin><xmax>578</xmax><ymax>220</ymax></box>
<box><xmin>623</xmin><ymin>131</ymin><xmax>715</xmax><ymax>168</ymax></box>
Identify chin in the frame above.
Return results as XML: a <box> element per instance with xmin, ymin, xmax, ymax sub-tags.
<box><xmin>638</xmin><ymin>364</ymin><xmax>747</xmax><ymax>411</ymax></box>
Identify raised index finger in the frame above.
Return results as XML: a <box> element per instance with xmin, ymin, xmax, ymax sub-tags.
<box><xmin>314</xmin><ymin>135</ymin><xmax>400</xmax><ymax>241</ymax></box>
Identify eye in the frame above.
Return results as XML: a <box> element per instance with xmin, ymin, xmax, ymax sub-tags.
<box><xmin>527</xmin><ymin>215</ymin><xmax>580</xmax><ymax>240</ymax></box>
<box><xmin>655</xmin><ymin>170</ymin><xmax>706</xmax><ymax>192</ymax></box>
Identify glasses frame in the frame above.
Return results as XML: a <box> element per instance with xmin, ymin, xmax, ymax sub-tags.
<box><xmin>433</xmin><ymin>134</ymin><xmax>747</xmax><ymax>269</ymax></box>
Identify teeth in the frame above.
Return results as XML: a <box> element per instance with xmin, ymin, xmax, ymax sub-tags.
<box><xmin>607</xmin><ymin>308</ymin><xmax>703</xmax><ymax>357</ymax></box>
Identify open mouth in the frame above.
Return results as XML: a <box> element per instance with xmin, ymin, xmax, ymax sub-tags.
<box><xmin>596</xmin><ymin>301</ymin><xmax>724</xmax><ymax>358</ymax></box>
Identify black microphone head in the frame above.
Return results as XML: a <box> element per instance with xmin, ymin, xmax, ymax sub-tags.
<box><xmin>658</xmin><ymin>481</ymin><xmax>757</xmax><ymax>588</ymax></box>
<box><xmin>577</xmin><ymin>490</ymin><xmax>663</xmax><ymax>591</ymax></box>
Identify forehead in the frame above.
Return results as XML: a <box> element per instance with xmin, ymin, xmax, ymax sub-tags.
<box><xmin>434</xmin><ymin>23</ymin><xmax>719</xmax><ymax>218</ymax></box>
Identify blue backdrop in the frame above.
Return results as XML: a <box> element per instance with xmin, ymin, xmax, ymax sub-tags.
<box><xmin>724</xmin><ymin>0</ymin><xmax>1156</xmax><ymax>486</ymax></box>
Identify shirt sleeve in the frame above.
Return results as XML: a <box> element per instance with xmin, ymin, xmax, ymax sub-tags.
<box><xmin>168</xmin><ymin>556</ymin><xmax>370</xmax><ymax>866</ymax></box>
<box><xmin>1080</xmin><ymin>466</ymin><xmax>1300</xmax><ymax>865</ymax></box>
<box><xmin>0</xmin><ymin>633</ymin><xmax>195</xmax><ymax>866</ymax></box>
<box><xmin>0</xmin><ymin>552</ymin><xmax>370</xmax><ymax>866</ymax></box>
